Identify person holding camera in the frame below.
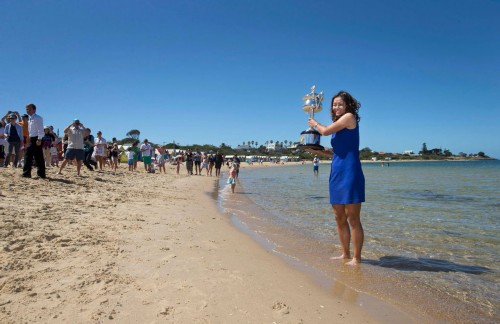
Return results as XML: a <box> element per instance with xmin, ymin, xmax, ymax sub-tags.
<box><xmin>57</xmin><ymin>119</ymin><xmax>85</xmax><ymax>176</ymax></box>
<box><xmin>2</xmin><ymin>113</ymin><xmax>24</xmax><ymax>168</ymax></box>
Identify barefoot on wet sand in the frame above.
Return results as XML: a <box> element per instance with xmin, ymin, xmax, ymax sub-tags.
<box><xmin>330</xmin><ymin>254</ymin><xmax>350</xmax><ymax>260</ymax></box>
<box><xmin>345</xmin><ymin>258</ymin><xmax>361</xmax><ymax>266</ymax></box>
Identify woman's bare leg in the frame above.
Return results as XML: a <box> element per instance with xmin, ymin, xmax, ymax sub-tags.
<box><xmin>331</xmin><ymin>204</ymin><xmax>351</xmax><ymax>260</ymax></box>
<box><xmin>345</xmin><ymin>203</ymin><xmax>363</xmax><ymax>265</ymax></box>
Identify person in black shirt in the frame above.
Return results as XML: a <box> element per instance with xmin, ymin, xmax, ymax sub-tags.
<box><xmin>214</xmin><ymin>151</ymin><xmax>224</xmax><ymax>177</ymax></box>
<box><xmin>185</xmin><ymin>149</ymin><xmax>193</xmax><ymax>175</ymax></box>
<box><xmin>83</xmin><ymin>128</ymin><xmax>98</xmax><ymax>171</ymax></box>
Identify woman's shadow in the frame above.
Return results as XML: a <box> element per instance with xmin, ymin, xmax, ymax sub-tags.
<box><xmin>364</xmin><ymin>256</ymin><xmax>492</xmax><ymax>274</ymax></box>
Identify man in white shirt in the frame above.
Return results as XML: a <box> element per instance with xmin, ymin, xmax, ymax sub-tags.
<box><xmin>22</xmin><ymin>103</ymin><xmax>46</xmax><ymax>178</ymax></box>
<box><xmin>57</xmin><ymin>119</ymin><xmax>86</xmax><ymax>176</ymax></box>
<box><xmin>140</xmin><ymin>139</ymin><xmax>152</xmax><ymax>172</ymax></box>
<box><xmin>313</xmin><ymin>155</ymin><xmax>319</xmax><ymax>175</ymax></box>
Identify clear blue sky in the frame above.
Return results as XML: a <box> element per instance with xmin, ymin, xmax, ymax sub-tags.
<box><xmin>1</xmin><ymin>0</ymin><xmax>499</xmax><ymax>157</ymax></box>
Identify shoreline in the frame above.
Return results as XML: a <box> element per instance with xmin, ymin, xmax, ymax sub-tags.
<box><xmin>228</xmin><ymin>160</ymin><xmax>497</xmax><ymax>323</ymax></box>
<box><xmin>1</xmin><ymin>163</ymin><xmax>402</xmax><ymax>323</ymax></box>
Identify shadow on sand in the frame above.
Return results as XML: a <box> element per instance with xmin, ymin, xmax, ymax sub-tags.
<box><xmin>48</xmin><ymin>178</ymin><xmax>74</xmax><ymax>185</ymax></box>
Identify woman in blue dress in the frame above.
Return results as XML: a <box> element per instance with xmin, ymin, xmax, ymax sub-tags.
<box><xmin>308</xmin><ymin>91</ymin><xmax>365</xmax><ymax>265</ymax></box>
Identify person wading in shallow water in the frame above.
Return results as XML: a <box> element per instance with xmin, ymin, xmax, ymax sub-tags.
<box><xmin>313</xmin><ymin>154</ymin><xmax>319</xmax><ymax>175</ymax></box>
<box><xmin>308</xmin><ymin>90</ymin><xmax>365</xmax><ymax>266</ymax></box>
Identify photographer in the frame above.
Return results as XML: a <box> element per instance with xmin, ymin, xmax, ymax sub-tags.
<box><xmin>57</xmin><ymin>119</ymin><xmax>85</xmax><ymax>176</ymax></box>
<box><xmin>2</xmin><ymin>113</ymin><xmax>24</xmax><ymax>168</ymax></box>
<box><xmin>0</xmin><ymin>111</ymin><xmax>12</xmax><ymax>165</ymax></box>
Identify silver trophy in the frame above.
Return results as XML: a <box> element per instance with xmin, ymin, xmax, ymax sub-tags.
<box><xmin>299</xmin><ymin>85</ymin><xmax>324</xmax><ymax>149</ymax></box>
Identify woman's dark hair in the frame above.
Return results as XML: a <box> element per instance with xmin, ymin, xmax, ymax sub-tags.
<box><xmin>330</xmin><ymin>91</ymin><xmax>361</xmax><ymax>122</ymax></box>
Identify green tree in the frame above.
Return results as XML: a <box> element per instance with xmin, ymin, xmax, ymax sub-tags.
<box><xmin>359</xmin><ymin>147</ymin><xmax>373</xmax><ymax>160</ymax></box>
<box><xmin>420</xmin><ymin>143</ymin><xmax>428</xmax><ymax>155</ymax></box>
<box><xmin>126</xmin><ymin>129</ymin><xmax>141</xmax><ymax>141</ymax></box>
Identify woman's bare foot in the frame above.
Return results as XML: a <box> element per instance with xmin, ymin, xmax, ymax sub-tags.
<box><xmin>330</xmin><ymin>254</ymin><xmax>350</xmax><ymax>260</ymax></box>
<box><xmin>345</xmin><ymin>258</ymin><xmax>361</xmax><ymax>266</ymax></box>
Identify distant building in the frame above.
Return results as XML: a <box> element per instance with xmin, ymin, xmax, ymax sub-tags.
<box><xmin>267</xmin><ymin>143</ymin><xmax>277</xmax><ymax>151</ymax></box>
<box><xmin>403</xmin><ymin>150</ymin><xmax>414</xmax><ymax>155</ymax></box>
<box><xmin>236</xmin><ymin>144</ymin><xmax>252</xmax><ymax>150</ymax></box>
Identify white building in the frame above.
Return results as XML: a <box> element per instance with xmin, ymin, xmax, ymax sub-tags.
<box><xmin>267</xmin><ymin>143</ymin><xmax>277</xmax><ymax>151</ymax></box>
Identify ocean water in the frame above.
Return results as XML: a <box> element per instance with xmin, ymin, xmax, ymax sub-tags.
<box><xmin>216</xmin><ymin>160</ymin><xmax>500</xmax><ymax>323</ymax></box>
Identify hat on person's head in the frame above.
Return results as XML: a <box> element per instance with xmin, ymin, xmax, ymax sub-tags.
<box><xmin>8</xmin><ymin>114</ymin><xmax>16</xmax><ymax>119</ymax></box>
<box><xmin>44</xmin><ymin>125</ymin><xmax>50</xmax><ymax>130</ymax></box>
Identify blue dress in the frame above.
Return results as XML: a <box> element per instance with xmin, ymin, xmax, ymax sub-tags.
<box><xmin>329</xmin><ymin>124</ymin><xmax>365</xmax><ymax>204</ymax></box>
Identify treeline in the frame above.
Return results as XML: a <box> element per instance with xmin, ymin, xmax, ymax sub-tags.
<box><xmin>359</xmin><ymin>143</ymin><xmax>490</xmax><ymax>161</ymax></box>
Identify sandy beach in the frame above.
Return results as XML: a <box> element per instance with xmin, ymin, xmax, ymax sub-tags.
<box><xmin>1</xmin><ymin>162</ymin><xmax>415</xmax><ymax>323</ymax></box>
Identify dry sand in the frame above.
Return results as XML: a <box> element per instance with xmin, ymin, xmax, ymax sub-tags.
<box><xmin>1</xmin><ymin>162</ymin><xmax>406</xmax><ymax>323</ymax></box>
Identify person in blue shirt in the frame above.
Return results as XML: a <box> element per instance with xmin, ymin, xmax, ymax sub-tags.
<box><xmin>2</xmin><ymin>113</ymin><xmax>24</xmax><ymax>167</ymax></box>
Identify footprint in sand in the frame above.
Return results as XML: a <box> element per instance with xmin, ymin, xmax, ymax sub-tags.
<box><xmin>272</xmin><ymin>301</ymin><xmax>290</xmax><ymax>315</ymax></box>
<box><xmin>159</xmin><ymin>306</ymin><xmax>175</xmax><ymax>316</ymax></box>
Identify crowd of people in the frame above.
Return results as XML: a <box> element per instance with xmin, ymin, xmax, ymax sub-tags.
<box><xmin>1</xmin><ymin>103</ymin><xmax>239</xmax><ymax>179</ymax></box>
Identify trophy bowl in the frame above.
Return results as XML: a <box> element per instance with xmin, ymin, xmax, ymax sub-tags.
<box><xmin>299</xmin><ymin>128</ymin><xmax>323</xmax><ymax>149</ymax></box>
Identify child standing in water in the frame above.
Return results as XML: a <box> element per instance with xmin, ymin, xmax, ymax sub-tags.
<box><xmin>227</xmin><ymin>162</ymin><xmax>238</xmax><ymax>193</ymax></box>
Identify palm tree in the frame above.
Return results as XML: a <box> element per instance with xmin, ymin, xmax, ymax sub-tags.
<box><xmin>284</xmin><ymin>140</ymin><xmax>288</xmax><ymax>148</ymax></box>
<box><xmin>251</xmin><ymin>140</ymin><xmax>255</xmax><ymax>147</ymax></box>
